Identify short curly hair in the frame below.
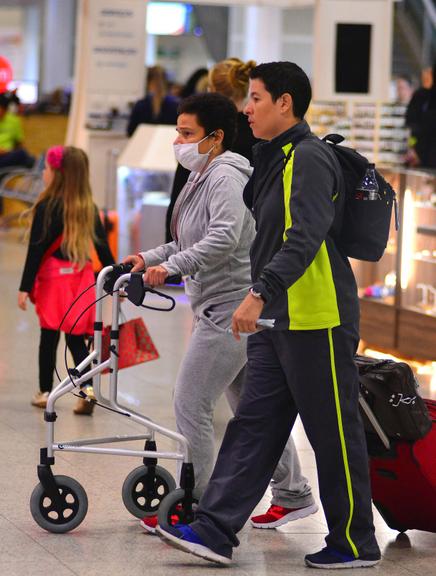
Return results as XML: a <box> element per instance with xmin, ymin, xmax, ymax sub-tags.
<box><xmin>178</xmin><ymin>92</ymin><xmax>237</xmax><ymax>150</ymax></box>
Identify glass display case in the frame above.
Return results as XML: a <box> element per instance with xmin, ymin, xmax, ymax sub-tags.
<box><xmin>397</xmin><ymin>170</ymin><xmax>436</xmax><ymax>359</ymax></box>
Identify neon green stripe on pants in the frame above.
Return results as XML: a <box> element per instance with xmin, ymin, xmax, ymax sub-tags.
<box><xmin>328</xmin><ymin>328</ymin><xmax>359</xmax><ymax>558</ymax></box>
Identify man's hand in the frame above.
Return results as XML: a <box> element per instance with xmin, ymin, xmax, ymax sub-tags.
<box><xmin>122</xmin><ymin>254</ymin><xmax>145</xmax><ymax>272</ymax></box>
<box><xmin>231</xmin><ymin>292</ymin><xmax>264</xmax><ymax>340</ymax></box>
<box><xmin>18</xmin><ymin>291</ymin><xmax>29</xmax><ymax>311</ymax></box>
<box><xmin>143</xmin><ymin>265</ymin><xmax>169</xmax><ymax>286</ymax></box>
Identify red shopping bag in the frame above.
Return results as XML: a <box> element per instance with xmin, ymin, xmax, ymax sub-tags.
<box><xmin>101</xmin><ymin>317</ymin><xmax>159</xmax><ymax>371</ymax></box>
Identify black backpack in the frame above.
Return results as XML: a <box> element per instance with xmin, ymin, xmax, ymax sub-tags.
<box><xmin>322</xmin><ymin>134</ymin><xmax>399</xmax><ymax>262</ymax></box>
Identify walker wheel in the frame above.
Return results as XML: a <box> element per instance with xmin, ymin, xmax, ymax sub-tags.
<box><xmin>157</xmin><ymin>488</ymin><xmax>199</xmax><ymax>530</ymax></box>
<box><xmin>30</xmin><ymin>475</ymin><xmax>88</xmax><ymax>533</ymax></box>
<box><xmin>122</xmin><ymin>465</ymin><xmax>176</xmax><ymax>519</ymax></box>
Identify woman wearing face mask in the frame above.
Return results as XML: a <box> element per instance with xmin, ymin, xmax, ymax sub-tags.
<box><xmin>124</xmin><ymin>92</ymin><xmax>254</xmax><ymax>524</ymax></box>
<box><xmin>124</xmin><ymin>92</ymin><xmax>317</xmax><ymax>534</ymax></box>
<box><xmin>164</xmin><ymin>58</ymin><xmax>258</xmax><ymax>243</ymax></box>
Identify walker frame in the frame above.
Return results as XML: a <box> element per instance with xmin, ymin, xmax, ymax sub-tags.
<box><xmin>30</xmin><ymin>265</ymin><xmax>196</xmax><ymax>533</ymax></box>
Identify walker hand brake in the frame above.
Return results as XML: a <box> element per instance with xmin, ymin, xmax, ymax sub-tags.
<box><xmin>104</xmin><ymin>263</ymin><xmax>133</xmax><ymax>293</ymax></box>
<box><xmin>125</xmin><ymin>273</ymin><xmax>180</xmax><ymax>310</ymax></box>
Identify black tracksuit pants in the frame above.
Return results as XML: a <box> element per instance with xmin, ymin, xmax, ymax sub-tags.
<box><xmin>190</xmin><ymin>322</ymin><xmax>380</xmax><ymax>560</ymax></box>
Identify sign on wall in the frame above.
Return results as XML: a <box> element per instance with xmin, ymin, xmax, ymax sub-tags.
<box><xmin>85</xmin><ymin>0</ymin><xmax>147</xmax><ymax>129</ymax></box>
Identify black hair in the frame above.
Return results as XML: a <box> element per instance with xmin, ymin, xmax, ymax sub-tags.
<box><xmin>178</xmin><ymin>92</ymin><xmax>237</xmax><ymax>150</ymax></box>
<box><xmin>249</xmin><ymin>61</ymin><xmax>312</xmax><ymax>119</ymax></box>
<box><xmin>0</xmin><ymin>93</ymin><xmax>9</xmax><ymax>109</ymax></box>
<box><xmin>180</xmin><ymin>67</ymin><xmax>209</xmax><ymax>99</ymax></box>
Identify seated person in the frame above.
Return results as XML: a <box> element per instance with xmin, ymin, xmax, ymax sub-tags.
<box><xmin>0</xmin><ymin>93</ymin><xmax>34</xmax><ymax>169</ymax></box>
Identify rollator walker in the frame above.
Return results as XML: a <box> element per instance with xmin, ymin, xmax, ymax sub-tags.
<box><xmin>30</xmin><ymin>264</ymin><xmax>198</xmax><ymax>533</ymax></box>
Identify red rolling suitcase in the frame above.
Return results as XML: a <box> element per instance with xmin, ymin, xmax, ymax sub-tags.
<box><xmin>368</xmin><ymin>399</ymin><xmax>436</xmax><ymax>533</ymax></box>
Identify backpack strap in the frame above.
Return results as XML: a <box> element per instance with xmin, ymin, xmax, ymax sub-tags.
<box><xmin>41</xmin><ymin>235</ymin><xmax>63</xmax><ymax>266</ymax></box>
<box><xmin>323</xmin><ymin>133</ymin><xmax>345</xmax><ymax>145</ymax></box>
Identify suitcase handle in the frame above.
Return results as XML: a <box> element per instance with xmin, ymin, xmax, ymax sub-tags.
<box><xmin>359</xmin><ymin>394</ymin><xmax>391</xmax><ymax>450</ymax></box>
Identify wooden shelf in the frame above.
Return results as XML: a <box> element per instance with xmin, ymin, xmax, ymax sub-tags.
<box><xmin>397</xmin><ymin>309</ymin><xmax>436</xmax><ymax>360</ymax></box>
<box><xmin>359</xmin><ymin>299</ymin><xmax>397</xmax><ymax>350</ymax></box>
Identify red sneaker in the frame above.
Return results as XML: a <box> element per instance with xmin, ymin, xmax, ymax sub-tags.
<box><xmin>140</xmin><ymin>515</ymin><xmax>159</xmax><ymax>534</ymax></box>
<box><xmin>250</xmin><ymin>503</ymin><xmax>318</xmax><ymax>529</ymax></box>
<box><xmin>139</xmin><ymin>510</ymin><xmax>183</xmax><ymax>535</ymax></box>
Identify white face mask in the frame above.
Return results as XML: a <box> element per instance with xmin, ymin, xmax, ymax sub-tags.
<box><xmin>173</xmin><ymin>132</ymin><xmax>215</xmax><ymax>172</ymax></box>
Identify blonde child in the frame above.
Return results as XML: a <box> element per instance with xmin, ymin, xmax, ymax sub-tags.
<box><xmin>18</xmin><ymin>146</ymin><xmax>115</xmax><ymax>414</ymax></box>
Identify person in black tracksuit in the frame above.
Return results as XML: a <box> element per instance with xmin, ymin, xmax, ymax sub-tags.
<box><xmin>157</xmin><ymin>62</ymin><xmax>381</xmax><ymax>569</ymax></box>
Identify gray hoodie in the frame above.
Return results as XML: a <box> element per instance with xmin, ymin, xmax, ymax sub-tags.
<box><xmin>139</xmin><ymin>151</ymin><xmax>254</xmax><ymax>315</ymax></box>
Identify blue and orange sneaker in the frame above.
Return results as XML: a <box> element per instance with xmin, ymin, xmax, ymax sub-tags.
<box><xmin>156</xmin><ymin>523</ymin><xmax>231</xmax><ymax>565</ymax></box>
<box><xmin>305</xmin><ymin>547</ymin><xmax>381</xmax><ymax>569</ymax></box>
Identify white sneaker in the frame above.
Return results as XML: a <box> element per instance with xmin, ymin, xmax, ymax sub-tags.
<box><xmin>31</xmin><ymin>391</ymin><xmax>49</xmax><ymax>408</ymax></box>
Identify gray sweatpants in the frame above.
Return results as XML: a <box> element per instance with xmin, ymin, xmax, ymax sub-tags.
<box><xmin>174</xmin><ymin>302</ymin><xmax>314</xmax><ymax>508</ymax></box>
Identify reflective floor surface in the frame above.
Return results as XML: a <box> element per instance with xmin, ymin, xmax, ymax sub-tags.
<box><xmin>1</xmin><ymin>229</ymin><xmax>435</xmax><ymax>576</ymax></box>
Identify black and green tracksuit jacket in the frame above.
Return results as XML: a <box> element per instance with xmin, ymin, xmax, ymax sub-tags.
<box><xmin>246</xmin><ymin>120</ymin><xmax>359</xmax><ymax>331</ymax></box>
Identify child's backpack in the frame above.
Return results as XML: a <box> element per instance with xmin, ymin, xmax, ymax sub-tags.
<box><xmin>322</xmin><ymin>133</ymin><xmax>399</xmax><ymax>262</ymax></box>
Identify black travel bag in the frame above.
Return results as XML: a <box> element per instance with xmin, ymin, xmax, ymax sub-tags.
<box><xmin>356</xmin><ymin>355</ymin><xmax>432</xmax><ymax>442</ymax></box>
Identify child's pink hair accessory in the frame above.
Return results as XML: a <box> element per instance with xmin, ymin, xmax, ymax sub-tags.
<box><xmin>46</xmin><ymin>146</ymin><xmax>65</xmax><ymax>171</ymax></box>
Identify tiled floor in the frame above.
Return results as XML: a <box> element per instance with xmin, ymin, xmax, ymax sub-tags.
<box><xmin>1</xmin><ymin>228</ymin><xmax>435</xmax><ymax>576</ymax></box>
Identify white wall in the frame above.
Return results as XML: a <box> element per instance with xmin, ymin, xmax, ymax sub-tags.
<box><xmin>282</xmin><ymin>6</ymin><xmax>314</xmax><ymax>78</ymax></box>
<box><xmin>153</xmin><ymin>34</ymin><xmax>212</xmax><ymax>84</ymax></box>
<box><xmin>228</xmin><ymin>5</ymin><xmax>314</xmax><ymax>74</ymax></box>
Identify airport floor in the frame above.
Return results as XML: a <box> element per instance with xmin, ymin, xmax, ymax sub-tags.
<box><xmin>1</xmin><ymin>228</ymin><xmax>435</xmax><ymax>576</ymax></box>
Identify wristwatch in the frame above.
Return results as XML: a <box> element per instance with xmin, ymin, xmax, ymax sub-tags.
<box><xmin>249</xmin><ymin>287</ymin><xmax>265</xmax><ymax>302</ymax></box>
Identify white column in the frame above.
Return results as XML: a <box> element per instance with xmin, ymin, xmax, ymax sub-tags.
<box><xmin>242</xmin><ymin>6</ymin><xmax>282</xmax><ymax>64</ymax></box>
<box><xmin>41</xmin><ymin>0</ymin><xmax>76</xmax><ymax>94</ymax></box>
<box><xmin>23</xmin><ymin>5</ymin><xmax>40</xmax><ymax>83</ymax></box>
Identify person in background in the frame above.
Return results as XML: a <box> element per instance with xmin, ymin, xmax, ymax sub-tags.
<box><xmin>421</xmin><ymin>65</ymin><xmax>433</xmax><ymax>89</ymax></box>
<box><xmin>127</xmin><ymin>65</ymin><xmax>179</xmax><ymax>137</ymax></box>
<box><xmin>208</xmin><ymin>58</ymin><xmax>259</xmax><ymax>163</ymax></box>
<box><xmin>18</xmin><ymin>146</ymin><xmax>115</xmax><ymax>414</ymax></box>
<box><xmin>156</xmin><ymin>61</ymin><xmax>380</xmax><ymax>570</ymax></box>
<box><xmin>0</xmin><ymin>93</ymin><xmax>34</xmax><ymax>169</ymax></box>
<box><xmin>179</xmin><ymin>67</ymin><xmax>209</xmax><ymax>99</ymax></box>
<box><xmin>406</xmin><ymin>61</ymin><xmax>436</xmax><ymax>168</ymax></box>
<box><xmin>394</xmin><ymin>74</ymin><xmax>414</xmax><ymax>105</ymax></box>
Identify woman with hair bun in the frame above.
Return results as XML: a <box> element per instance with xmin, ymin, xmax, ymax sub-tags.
<box><xmin>209</xmin><ymin>58</ymin><xmax>258</xmax><ymax>163</ymax></box>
